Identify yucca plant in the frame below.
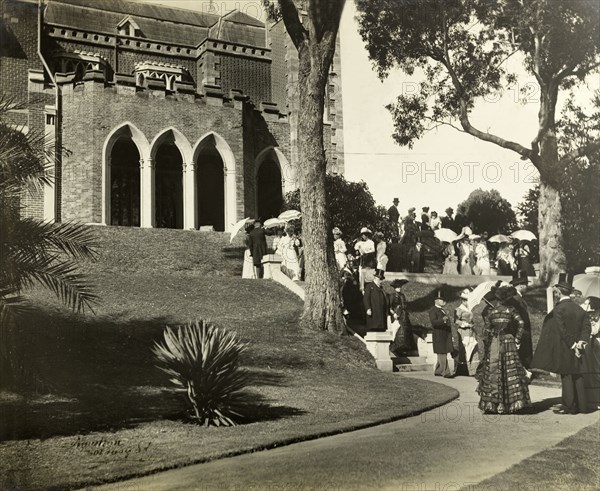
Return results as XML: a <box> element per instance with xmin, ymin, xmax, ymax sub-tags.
<box><xmin>153</xmin><ymin>319</ymin><xmax>251</xmax><ymax>427</ymax></box>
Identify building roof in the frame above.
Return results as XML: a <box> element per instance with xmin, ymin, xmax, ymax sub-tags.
<box><xmin>45</xmin><ymin>0</ymin><xmax>266</xmax><ymax>47</ymax></box>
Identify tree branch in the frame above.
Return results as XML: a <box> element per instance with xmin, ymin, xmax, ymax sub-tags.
<box><xmin>560</xmin><ymin>137</ymin><xmax>600</xmax><ymax>166</ymax></box>
<box><xmin>424</xmin><ymin>116</ymin><xmax>465</xmax><ymax>134</ymax></box>
<box><xmin>278</xmin><ymin>0</ymin><xmax>308</xmax><ymax>50</ymax></box>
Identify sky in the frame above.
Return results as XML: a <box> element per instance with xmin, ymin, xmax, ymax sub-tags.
<box><xmin>142</xmin><ymin>0</ymin><xmax>599</xmax><ymax>216</ymax></box>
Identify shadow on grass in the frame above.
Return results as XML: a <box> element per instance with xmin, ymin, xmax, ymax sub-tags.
<box><xmin>525</xmin><ymin>396</ymin><xmax>562</xmax><ymax>415</ymax></box>
<box><xmin>0</xmin><ymin>306</ymin><xmax>299</xmax><ymax>441</ymax></box>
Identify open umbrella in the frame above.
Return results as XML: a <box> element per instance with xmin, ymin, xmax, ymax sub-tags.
<box><xmin>278</xmin><ymin>209</ymin><xmax>302</xmax><ymax>222</ymax></box>
<box><xmin>264</xmin><ymin>218</ymin><xmax>286</xmax><ymax>229</ymax></box>
<box><xmin>229</xmin><ymin>217</ymin><xmax>253</xmax><ymax>244</ymax></box>
<box><xmin>489</xmin><ymin>234</ymin><xmax>509</xmax><ymax>243</ymax></box>
<box><xmin>434</xmin><ymin>228</ymin><xmax>458</xmax><ymax>243</ymax></box>
<box><xmin>467</xmin><ymin>281</ymin><xmax>498</xmax><ymax>311</ymax></box>
<box><xmin>511</xmin><ymin>230</ymin><xmax>537</xmax><ymax>242</ymax></box>
<box><xmin>573</xmin><ymin>268</ymin><xmax>600</xmax><ymax>298</ymax></box>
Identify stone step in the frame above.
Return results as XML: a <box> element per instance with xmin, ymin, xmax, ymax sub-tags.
<box><xmin>395</xmin><ymin>363</ymin><xmax>433</xmax><ymax>373</ymax></box>
<box><xmin>393</xmin><ymin>355</ymin><xmax>428</xmax><ymax>365</ymax></box>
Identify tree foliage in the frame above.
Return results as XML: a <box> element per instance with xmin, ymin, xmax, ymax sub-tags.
<box><xmin>517</xmin><ymin>184</ymin><xmax>540</xmax><ymax>233</ymax></box>
<box><xmin>0</xmin><ymin>97</ymin><xmax>98</xmax><ymax>323</ymax></box>
<box><xmin>457</xmin><ymin>188</ymin><xmax>517</xmax><ymax>236</ymax></box>
<box><xmin>356</xmin><ymin>0</ymin><xmax>600</xmax><ymax>282</ymax></box>
<box><xmin>284</xmin><ymin>174</ymin><xmax>397</xmax><ymax>240</ymax></box>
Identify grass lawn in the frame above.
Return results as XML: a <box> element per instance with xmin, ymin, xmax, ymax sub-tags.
<box><xmin>474</xmin><ymin>419</ymin><xmax>600</xmax><ymax>491</ymax></box>
<box><xmin>0</xmin><ymin>227</ymin><xmax>458</xmax><ymax>490</ymax></box>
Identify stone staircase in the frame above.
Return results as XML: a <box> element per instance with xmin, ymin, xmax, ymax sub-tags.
<box><xmin>392</xmin><ymin>355</ymin><xmax>433</xmax><ymax>373</ymax></box>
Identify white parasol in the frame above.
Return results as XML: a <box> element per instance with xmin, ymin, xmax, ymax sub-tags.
<box><xmin>466</xmin><ymin>281</ymin><xmax>499</xmax><ymax>311</ymax></box>
<box><xmin>278</xmin><ymin>209</ymin><xmax>302</xmax><ymax>222</ymax></box>
<box><xmin>229</xmin><ymin>217</ymin><xmax>254</xmax><ymax>244</ymax></box>
<box><xmin>434</xmin><ymin>228</ymin><xmax>458</xmax><ymax>243</ymax></box>
<box><xmin>573</xmin><ymin>267</ymin><xmax>600</xmax><ymax>298</ymax></box>
<box><xmin>264</xmin><ymin>218</ymin><xmax>286</xmax><ymax>229</ymax></box>
<box><xmin>489</xmin><ymin>234</ymin><xmax>509</xmax><ymax>243</ymax></box>
<box><xmin>510</xmin><ymin>230</ymin><xmax>537</xmax><ymax>242</ymax></box>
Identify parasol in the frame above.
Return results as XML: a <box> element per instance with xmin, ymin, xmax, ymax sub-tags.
<box><xmin>264</xmin><ymin>218</ymin><xmax>286</xmax><ymax>229</ymax></box>
<box><xmin>278</xmin><ymin>210</ymin><xmax>302</xmax><ymax>222</ymax></box>
<box><xmin>466</xmin><ymin>281</ymin><xmax>498</xmax><ymax>311</ymax></box>
<box><xmin>434</xmin><ymin>228</ymin><xmax>458</xmax><ymax>243</ymax></box>
<box><xmin>510</xmin><ymin>230</ymin><xmax>537</xmax><ymax>242</ymax></box>
<box><xmin>229</xmin><ymin>217</ymin><xmax>254</xmax><ymax>244</ymax></box>
<box><xmin>573</xmin><ymin>268</ymin><xmax>600</xmax><ymax>298</ymax></box>
<box><xmin>489</xmin><ymin>234</ymin><xmax>509</xmax><ymax>243</ymax></box>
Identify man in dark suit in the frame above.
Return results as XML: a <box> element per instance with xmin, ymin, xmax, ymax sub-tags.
<box><xmin>440</xmin><ymin>207</ymin><xmax>455</xmax><ymax>231</ymax></box>
<box><xmin>388</xmin><ymin>198</ymin><xmax>400</xmax><ymax>236</ymax></box>
<box><xmin>429</xmin><ymin>291</ymin><xmax>455</xmax><ymax>377</ymax></box>
<box><xmin>248</xmin><ymin>220</ymin><xmax>268</xmax><ymax>279</ymax></box>
<box><xmin>363</xmin><ymin>269</ymin><xmax>388</xmax><ymax>332</ymax></box>
<box><xmin>551</xmin><ymin>274</ymin><xmax>592</xmax><ymax>414</ymax></box>
<box><xmin>509</xmin><ymin>271</ymin><xmax>534</xmax><ymax>378</ymax></box>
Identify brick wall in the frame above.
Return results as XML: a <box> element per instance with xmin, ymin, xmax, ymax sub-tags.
<box><xmin>219</xmin><ymin>54</ymin><xmax>271</xmax><ymax>105</ymax></box>
<box><xmin>58</xmin><ymin>79</ymin><xmax>290</xmax><ymax>224</ymax></box>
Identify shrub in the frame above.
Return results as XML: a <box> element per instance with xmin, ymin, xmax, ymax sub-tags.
<box><xmin>153</xmin><ymin>319</ymin><xmax>250</xmax><ymax>427</ymax></box>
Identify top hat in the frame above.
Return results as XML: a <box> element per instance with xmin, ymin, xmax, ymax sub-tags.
<box><xmin>393</xmin><ymin>198</ymin><xmax>399</xmax><ymax>203</ymax></box>
<box><xmin>390</xmin><ymin>279</ymin><xmax>409</xmax><ymax>289</ymax></box>
<box><xmin>510</xmin><ymin>270</ymin><xmax>529</xmax><ymax>286</ymax></box>
<box><xmin>555</xmin><ymin>273</ymin><xmax>574</xmax><ymax>292</ymax></box>
<box><xmin>374</xmin><ymin>269</ymin><xmax>385</xmax><ymax>280</ymax></box>
<box><xmin>422</xmin><ymin>206</ymin><xmax>430</xmax><ymax>212</ymax></box>
<box><xmin>435</xmin><ymin>290</ymin><xmax>444</xmax><ymax>300</ymax></box>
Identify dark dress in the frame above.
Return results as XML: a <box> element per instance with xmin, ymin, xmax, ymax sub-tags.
<box><xmin>477</xmin><ymin>304</ymin><xmax>531</xmax><ymax>413</ymax></box>
<box><xmin>363</xmin><ymin>282</ymin><xmax>388</xmax><ymax>332</ymax></box>
<box><xmin>341</xmin><ymin>277</ymin><xmax>365</xmax><ymax>324</ymax></box>
<box><xmin>429</xmin><ymin>307</ymin><xmax>453</xmax><ymax>354</ymax></box>
<box><xmin>389</xmin><ymin>291</ymin><xmax>417</xmax><ymax>355</ymax></box>
<box><xmin>582</xmin><ymin>313</ymin><xmax>600</xmax><ymax>409</ymax></box>
<box><xmin>509</xmin><ymin>294</ymin><xmax>533</xmax><ymax>368</ymax></box>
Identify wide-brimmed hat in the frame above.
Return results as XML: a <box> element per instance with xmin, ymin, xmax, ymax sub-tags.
<box><xmin>469</xmin><ymin>234</ymin><xmax>481</xmax><ymax>241</ymax></box>
<box><xmin>459</xmin><ymin>288</ymin><xmax>471</xmax><ymax>300</ymax></box>
<box><xmin>555</xmin><ymin>273</ymin><xmax>574</xmax><ymax>292</ymax></box>
<box><xmin>390</xmin><ymin>279</ymin><xmax>409</xmax><ymax>289</ymax></box>
<box><xmin>510</xmin><ymin>270</ymin><xmax>529</xmax><ymax>286</ymax></box>
<box><xmin>494</xmin><ymin>285</ymin><xmax>517</xmax><ymax>302</ymax></box>
<box><xmin>332</xmin><ymin>227</ymin><xmax>342</xmax><ymax>236</ymax></box>
<box><xmin>360</xmin><ymin>227</ymin><xmax>372</xmax><ymax>235</ymax></box>
<box><xmin>374</xmin><ymin>269</ymin><xmax>385</xmax><ymax>280</ymax></box>
<box><xmin>408</xmin><ymin>207</ymin><xmax>416</xmax><ymax>213</ymax></box>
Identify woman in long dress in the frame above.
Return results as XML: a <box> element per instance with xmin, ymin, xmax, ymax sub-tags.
<box><xmin>276</xmin><ymin>224</ymin><xmax>301</xmax><ymax>280</ymax></box>
<box><xmin>496</xmin><ymin>243</ymin><xmax>515</xmax><ymax>275</ymax></box>
<box><xmin>374</xmin><ymin>231</ymin><xmax>389</xmax><ymax>272</ymax></box>
<box><xmin>582</xmin><ymin>296</ymin><xmax>600</xmax><ymax>410</ymax></box>
<box><xmin>389</xmin><ymin>279</ymin><xmax>418</xmax><ymax>356</ymax></box>
<box><xmin>477</xmin><ymin>285</ymin><xmax>531</xmax><ymax>413</ymax></box>
<box><xmin>442</xmin><ymin>242</ymin><xmax>459</xmax><ymax>275</ymax></box>
<box><xmin>459</xmin><ymin>237</ymin><xmax>472</xmax><ymax>275</ymax></box>
<box><xmin>455</xmin><ymin>288</ymin><xmax>478</xmax><ymax>376</ymax></box>
<box><xmin>474</xmin><ymin>238</ymin><xmax>491</xmax><ymax>275</ymax></box>
<box><xmin>242</xmin><ymin>222</ymin><xmax>256</xmax><ymax>279</ymax></box>
<box><xmin>515</xmin><ymin>240</ymin><xmax>536</xmax><ymax>276</ymax></box>
<box><xmin>332</xmin><ymin>227</ymin><xmax>347</xmax><ymax>270</ymax></box>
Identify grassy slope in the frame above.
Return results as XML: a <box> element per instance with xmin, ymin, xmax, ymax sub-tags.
<box><xmin>0</xmin><ymin>227</ymin><xmax>458</xmax><ymax>490</ymax></box>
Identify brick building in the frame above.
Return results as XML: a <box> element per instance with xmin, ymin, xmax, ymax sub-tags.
<box><xmin>0</xmin><ymin>0</ymin><xmax>344</xmax><ymax>231</ymax></box>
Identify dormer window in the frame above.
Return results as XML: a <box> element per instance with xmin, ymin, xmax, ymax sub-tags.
<box><xmin>117</xmin><ymin>16</ymin><xmax>142</xmax><ymax>38</ymax></box>
<box><xmin>53</xmin><ymin>51</ymin><xmax>106</xmax><ymax>82</ymax></box>
<box><xmin>134</xmin><ymin>62</ymin><xmax>188</xmax><ymax>91</ymax></box>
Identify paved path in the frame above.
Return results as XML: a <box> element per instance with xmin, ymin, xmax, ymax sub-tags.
<box><xmin>94</xmin><ymin>375</ymin><xmax>598</xmax><ymax>491</ymax></box>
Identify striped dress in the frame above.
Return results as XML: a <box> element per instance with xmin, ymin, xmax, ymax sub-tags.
<box><xmin>477</xmin><ymin>304</ymin><xmax>531</xmax><ymax>413</ymax></box>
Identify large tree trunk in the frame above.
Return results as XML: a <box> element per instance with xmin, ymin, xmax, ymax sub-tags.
<box><xmin>296</xmin><ymin>47</ymin><xmax>344</xmax><ymax>332</ymax></box>
<box><xmin>537</xmin><ymin>179</ymin><xmax>566</xmax><ymax>284</ymax></box>
<box><xmin>537</xmin><ymin>124</ymin><xmax>567</xmax><ymax>285</ymax></box>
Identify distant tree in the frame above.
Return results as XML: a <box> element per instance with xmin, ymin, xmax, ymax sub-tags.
<box><xmin>264</xmin><ymin>0</ymin><xmax>346</xmax><ymax>332</ymax></box>
<box><xmin>284</xmin><ymin>174</ymin><xmax>396</xmax><ymax>240</ymax></box>
<box><xmin>516</xmin><ymin>185</ymin><xmax>540</xmax><ymax>233</ymax></box>
<box><xmin>457</xmin><ymin>189</ymin><xmax>517</xmax><ymax>236</ymax></box>
<box><xmin>356</xmin><ymin>0</ymin><xmax>600</xmax><ymax>283</ymax></box>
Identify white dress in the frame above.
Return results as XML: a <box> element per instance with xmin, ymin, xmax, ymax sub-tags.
<box><xmin>276</xmin><ymin>235</ymin><xmax>300</xmax><ymax>280</ymax></box>
<box><xmin>242</xmin><ymin>237</ymin><xmax>256</xmax><ymax>279</ymax></box>
<box><xmin>376</xmin><ymin>241</ymin><xmax>388</xmax><ymax>271</ymax></box>
<box><xmin>334</xmin><ymin>238</ymin><xmax>347</xmax><ymax>270</ymax></box>
<box><xmin>475</xmin><ymin>243</ymin><xmax>491</xmax><ymax>275</ymax></box>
